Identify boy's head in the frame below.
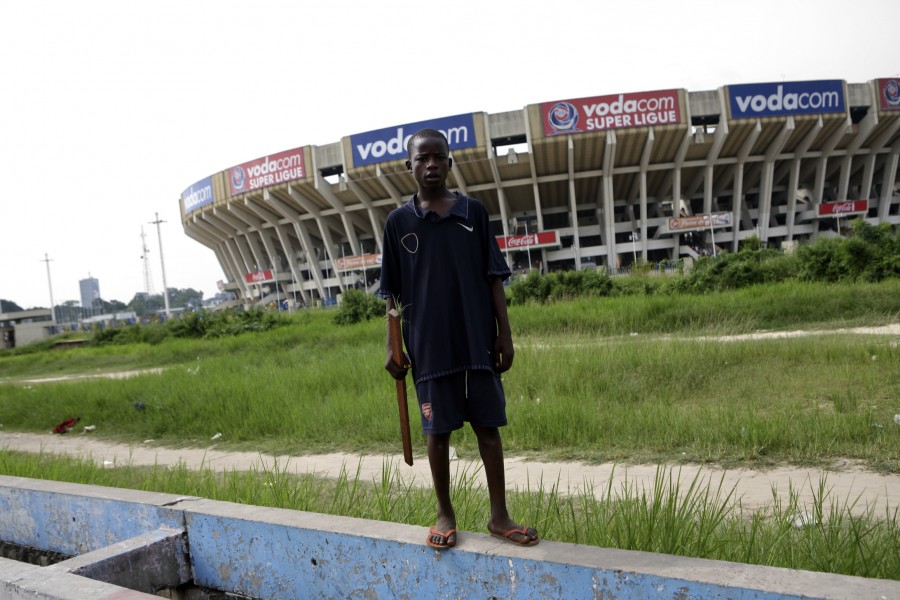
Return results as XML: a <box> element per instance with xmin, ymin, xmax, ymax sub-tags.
<box><xmin>406</xmin><ymin>128</ymin><xmax>449</xmax><ymax>159</ymax></box>
<box><xmin>406</xmin><ymin>128</ymin><xmax>453</xmax><ymax>193</ymax></box>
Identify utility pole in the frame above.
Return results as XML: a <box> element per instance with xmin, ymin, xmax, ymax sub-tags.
<box><xmin>140</xmin><ymin>226</ymin><xmax>155</xmax><ymax>295</ymax></box>
<box><xmin>150</xmin><ymin>213</ymin><xmax>171</xmax><ymax>318</ymax></box>
<box><xmin>40</xmin><ymin>253</ymin><xmax>56</xmax><ymax>323</ymax></box>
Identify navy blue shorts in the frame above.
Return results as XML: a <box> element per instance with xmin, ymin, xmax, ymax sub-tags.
<box><xmin>414</xmin><ymin>370</ymin><xmax>507</xmax><ymax>435</ymax></box>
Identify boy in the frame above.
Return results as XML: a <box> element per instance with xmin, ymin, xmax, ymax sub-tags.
<box><xmin>380</xmin><ymin>128</ymin><xmax>539</xmax><ymax>549</ymax></box>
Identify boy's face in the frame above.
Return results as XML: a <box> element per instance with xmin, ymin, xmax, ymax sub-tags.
<box><xmin>406</xmin><ymin>136</ymin><xmax>452</xmax><ymax>192</ymax></box>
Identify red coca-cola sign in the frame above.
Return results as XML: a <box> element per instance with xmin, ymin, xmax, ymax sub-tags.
<box><xmin>817</xmin><ymin>200</ymin><xmax>868</xmax><ymax>217</ymax></box>
<box><xmin>244</xmin><ymin>269</ymin><xmax>274</xmax><ymax>284</ymax></box>
<box><xmin>496</xmin><ymin>230</ymin><xmax>560</xmax><ymax>250</ymax></box>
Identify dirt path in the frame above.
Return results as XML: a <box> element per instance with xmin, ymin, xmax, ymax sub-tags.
<box><xmin>2</xmin><ymin>431</ymin><xmax>897</xmax><ymax>518</ymax></box>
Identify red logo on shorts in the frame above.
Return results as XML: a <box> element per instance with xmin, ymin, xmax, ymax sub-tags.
<box><xmin>421</xmin><ymin>403</ymin><xmax>432</xmax><ymax>420</ymax></box>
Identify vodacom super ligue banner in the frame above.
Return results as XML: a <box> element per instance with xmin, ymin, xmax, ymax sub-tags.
<box><xmin>229</xmin><ymin>147</ymin><xmax>306</xmax><ymax>196</ymax></box>
<box><xmin>541</xmin><ymin>89</ymin><xmax>682</xmax><ymax>136</ymax></box>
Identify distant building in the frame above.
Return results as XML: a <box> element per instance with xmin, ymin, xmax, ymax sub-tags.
<box><xmin>79</xmin><ymin>277</ymin><xmax>101</xmax><ymax>311</ymax></box>
<box><xmin>0</xmin><ymin>308</ymin><xmax>55</xmax><ymax>348</ymax></box>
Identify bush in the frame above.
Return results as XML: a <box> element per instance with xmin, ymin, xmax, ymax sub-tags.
<box><xmin>671</xmin><ymin>237</ymin><xmax>800</xmax><ymax>293</ymax></box>
<box><xmin>797</xmin><ymin>220</ymin><xmax>900</xmax><ymax>283</ymax></box>
<box><xmin>508</xmin><ymin>269</ymin><xmax>612</xmax><ymax>304</ymax></box>
<box><xmin>90</xmin><ymin>307</ymin><xmax>291</xmax><ymax>345</ymax></box>
<box><xmin>334</xmin><ymin>290</ymin><xmax>385</xmax><ymax>325</ymax></box>
<box><xmin>509</xmin><ymin>270</ymin><xmax>552</xmax><ymax>304</ymax></box>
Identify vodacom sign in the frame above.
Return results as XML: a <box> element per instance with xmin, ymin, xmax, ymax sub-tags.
<box><xmin>229</xmin><ymin>147</ymin><xmax>306</xmax><ymax>196</ymax></box>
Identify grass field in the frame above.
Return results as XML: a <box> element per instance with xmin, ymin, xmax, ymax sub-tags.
<box><xmin>1</xmin><ymin>280</ymin><xmax>898</xmax><ymax>579</ymax></box>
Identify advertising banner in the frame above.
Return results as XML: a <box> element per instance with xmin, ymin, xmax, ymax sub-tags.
<box><xmin>244</xmin><ymin>270</ymin><xmax>274</xmax><ymax>284</ymax></box>
<box><xmin>349</xmin><ymin>113</ymin><xmax>476</xmax><ymax>167</ymax></box>
<box><xmin>817</xmin><ymin>200</ymin><xmax>868</xmax><ymax>217</ymax></box>
<box><xmin>182</xmin><ymin>176</ymin><xmax>214</xmax><ymax>215</ymax></box>
<box><xmin>495</xmin><ymin>230</ymin><xmax>560</xmax><ymax>251</ymax></box>
<box><xmin>540</xmin><ymin>89</ymin><xmax>681</xmax><ymax>136</ymax></box>
<box><xmin>667</xmin><ymin>212</ymin><xmax>732</xmax><ymax>232</ymax></box>
<box><xmin>728</xmin><ymin>80</ymin><xmax>845</xmax><ymax>119</ymax></box>
<box><xmin>335</xmin><ymin>254</ymin><xmax>382</xmax><ymax>272</ymax></box>
<box><xmin>878</xmin><ymin>79</ymin><xmax>900</xmax><ymax>111</ymax></box>
<box><xmin>228</xmin><ymin>147</ymin><xmax>306</xmax><ymax>196</ymax></box>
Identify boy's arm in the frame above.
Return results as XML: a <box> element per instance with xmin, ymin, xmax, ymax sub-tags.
<box><xmin>490</xmin><ymin>277</ymin><xmax>514</xmax><ymax>373</ymax></box>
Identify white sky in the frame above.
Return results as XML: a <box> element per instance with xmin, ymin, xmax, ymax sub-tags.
<box><xmin>1</xmin><ymin>0</ymin><xmax>898</xmax><ymax>309</ymax></box>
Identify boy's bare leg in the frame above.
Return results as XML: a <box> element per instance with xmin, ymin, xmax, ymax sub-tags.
<box><xmin>427</xmin><ymin>432</ymin><xmax>457</xmax><ymax>546</ymax></box>
<box><xmin>472</xmin><ymin>425</ymin><xmax>539</xmax><ymax>545</ymax></box>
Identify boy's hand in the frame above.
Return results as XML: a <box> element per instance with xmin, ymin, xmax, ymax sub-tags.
<box><xmin>385</xmin><ymin>352</ymin><xmax>410</xmax><ymax>380</ymax></box>
<box><xmin>493</xmin><ymin>333</ymin><xmax>514</xmax><ymax>373</ymax></box>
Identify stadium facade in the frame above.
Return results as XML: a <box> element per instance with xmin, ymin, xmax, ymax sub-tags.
<box><xmin>181</xmin><ymin>78</ymin><xmax>900</xmax><ymax>307</ymax></box>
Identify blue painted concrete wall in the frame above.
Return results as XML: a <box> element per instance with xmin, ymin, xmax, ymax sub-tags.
<box><xmin>1</xmin><ymin>475</ymin><xmax>898</xmax><ymax>599</ymax></box>
<box><xmin>0</xmin><ymin>476</ymin><xmax>186</xmax><ymax>556</ymax></box>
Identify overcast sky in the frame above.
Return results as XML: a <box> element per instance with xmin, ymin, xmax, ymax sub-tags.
<box><xmin>1</xmin><ymin>0</ymin><xmax>898</xmax><ymax>309</ymax></box>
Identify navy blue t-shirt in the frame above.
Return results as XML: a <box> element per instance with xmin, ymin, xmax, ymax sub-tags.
<box><xmin>379</xmin><ymin>193</ymin><xmax>510</xmax><ymax>385</ymax></box>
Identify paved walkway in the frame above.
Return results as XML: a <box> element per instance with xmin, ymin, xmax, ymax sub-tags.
<box><xmin>2</xmin><ymin>431</ymin><xmax>897</xmax><ymax>517</ymax></box>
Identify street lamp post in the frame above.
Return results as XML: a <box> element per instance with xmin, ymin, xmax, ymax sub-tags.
<box><xmin>524</xmin><ymin>220</ymin><xmax>533</xmax><ymax>273</ymax></box>
<box><xmin>706</xmin><ymin>216</ymin><xmax>717</xmax><ymax>258</ymax></box>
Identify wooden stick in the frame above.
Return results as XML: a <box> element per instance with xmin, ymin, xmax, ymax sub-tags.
<box><xmin>388</xmin><ymin>308</ymin><xmax>413</xmax><ymax>466</ymax></box>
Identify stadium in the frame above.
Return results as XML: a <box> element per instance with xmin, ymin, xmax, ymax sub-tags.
<box><xmin>180</xmin><ymin>78</ymin><xmax>900</xmax><ymax>307</ymax></box>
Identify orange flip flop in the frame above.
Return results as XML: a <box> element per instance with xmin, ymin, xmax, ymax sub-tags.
<box><xmin>426</xmin><ymin>526</ymin><xmax>457</xmax><ymax>549</ymax></box>
<box><xmin>490</xmin><ymin>526</ymin><xmax>539</xmax><ymax>547</ymax></box>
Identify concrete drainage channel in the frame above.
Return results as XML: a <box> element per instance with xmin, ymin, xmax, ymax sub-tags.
<box><xmin>0</xmin><ymin>526</ymin><xmax>233</xmax><ymax>599</ymax></box>
<box><xmin>1</xmin><ymin>541</ymin><xmax>72</xmax><ymax>567</ymax></box>
<box><xmin>1</xmin><ymin>476</ymin><xmax>899</xmax><ymax>600</ymax></box>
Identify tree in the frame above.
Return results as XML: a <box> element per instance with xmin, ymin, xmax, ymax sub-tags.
<box><xmin>0</xmin><ymin>299</ymin><xmax>24</xmax><ymax>313</ymax></box>
<box><xmin>127</xmin><ymin>293</ymin><xmax>164</xmax><ymax>317</ymax></box>
<box><xmin>126</xmin><ymin>288</ymin><xmax>204</xmax><ymax>317</ymax></box>
<box><xmin>100</xmin><ymin>299</ymin><xmax>128</xmax><ymax>313</ymax></box>
<box><xmin>170</xmin><ymin>288</ymin><xmax>204</xmax><ymax>310</ymax></box>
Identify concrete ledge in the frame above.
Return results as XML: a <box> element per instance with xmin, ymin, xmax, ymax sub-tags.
<box><xmin>0</xmin><ymin>475</ymin><xmax>191</xmax><ymax>556</ymax></box>
<box><xmin>182</xmin><ymin>498</ymin><xmax>900</xmax><ymax>599</ymax></box>
<box><xmin>2</xmin><ymin>475</ymin><xmax>898</xmax><ymax>599</ymax></box>
<box><xmin>0</xmin><ymin>557</ymin><xmax>158</xmax><ymax>600</ymax></box>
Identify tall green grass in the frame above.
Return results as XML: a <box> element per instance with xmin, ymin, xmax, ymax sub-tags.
<box><xmin>1</xmin><ymin>281</ymin><xmax>898</xmax><ymax>468</ymax></box>
<box><xmin>506</xmin><ymin>333</ymin><xmax>898</xmax><ymax>466</ymax></box>
<box><xmin>2</xmin><ymin>329</ymin><xmax>896</xmax><ymax>467</ymax></box>
<box><xmin>508</xmin><ymin>279</ymin><xmax>900</xmax><ymax>335</ymax></box>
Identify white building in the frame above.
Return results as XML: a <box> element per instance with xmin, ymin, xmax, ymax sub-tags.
<box><xmin>181</xmin><ymin>79</ymin><xmax>900</xmax><ymax>306</ymax></box>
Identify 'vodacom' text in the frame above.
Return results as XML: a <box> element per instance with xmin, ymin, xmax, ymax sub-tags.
<box><xmin>246</xmin><ymin>154</ymin><xmax>304</xmax><ymax>178</ymax></box>
<box><xmin>184</xmin><ymin>185</ymin><xmax>213</xmax><ymax>211</ymax></box>
<box><xmin>241</xmin><ymin>153</ymin><xmax>304</xmax><ymax>191</ymax></box>
<box><xmin>582</xmin><ymin>94</ymin><xmax>678</xmax><ymax>130</ymax></box>
<box><xmin>734</xmin><ymin>85</ymin><xmax>841</xmax><ymax>114</ymax></box>
<box><xmin>356</xmin><ymin>126</ymin><xmax>469</xmax><ymax>161</ymax></box>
